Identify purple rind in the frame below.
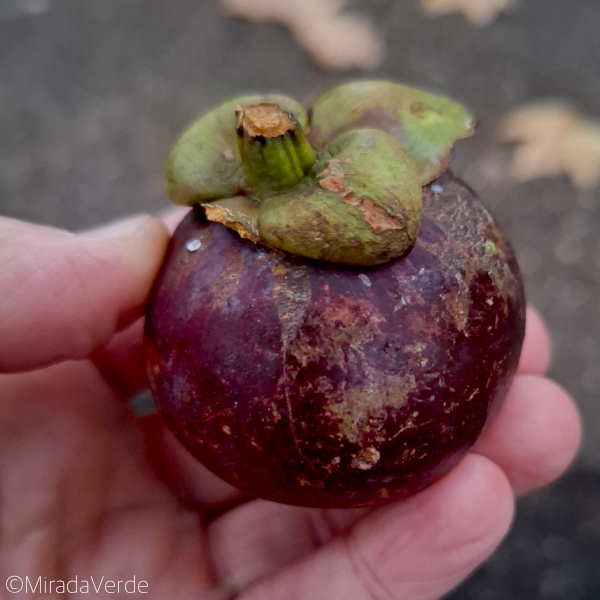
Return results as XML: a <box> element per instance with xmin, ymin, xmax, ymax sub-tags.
<box><xmin>146</xmin><ymin>171</ymin><xmax>526</xmax><ymax>508</ymax></box>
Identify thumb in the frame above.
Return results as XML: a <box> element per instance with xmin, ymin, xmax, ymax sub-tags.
<box><xmin>0</xmin><ymin>214</ymin><xmax>170</xmax><ymax>373</ymax></box>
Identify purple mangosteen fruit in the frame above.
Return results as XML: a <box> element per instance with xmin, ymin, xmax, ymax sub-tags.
<box><xmin>145</xmin><ymin>81</ymin><xmax>526</xmax><ymax>508</ymax></box>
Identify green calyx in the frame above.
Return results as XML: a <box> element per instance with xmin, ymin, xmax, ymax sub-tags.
<box><xmin>258</xmin><ymin>129</ymin><xmax>422</xmax><ymax>266</ymax></box>
<box><xmin>165</xmin><ymin>81</ymin><xmax>475</xmax><ymax>265</ymax></box>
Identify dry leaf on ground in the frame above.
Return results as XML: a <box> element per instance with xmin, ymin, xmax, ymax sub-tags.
<box><xmin>220</xmin><ymin>0</ymin><xmax>383</xmax><ymax>70</ymax></box>
<box><xmin>498</xmin><ymin>102</ymin><xmax>600</xmax><ymax>190</ymax></box>
<box><xmin>419</xmin><ymin>0</ymin><xmax>516</xmax><ymax>27</ymax></box>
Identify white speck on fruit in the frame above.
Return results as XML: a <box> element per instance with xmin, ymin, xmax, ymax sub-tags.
<box><xmin>431</xmin><ymin>183</ymin><xmax>444</xmax><ymax>194</ymax></box>
<box><xmin>358</xmin><ymin>273</ymin><xmax>372</xmax><ymax>287</ymax></box>
<box><xmin>186</xmin><ymin>239</ymin><xmax>202</xmax><ymax>252</ymax></box>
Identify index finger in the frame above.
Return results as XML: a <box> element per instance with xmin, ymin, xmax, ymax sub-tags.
<box><xmin>0</xmin><ymin>215</ymin><xmax>169</xmax><ymax>373</ymax></box>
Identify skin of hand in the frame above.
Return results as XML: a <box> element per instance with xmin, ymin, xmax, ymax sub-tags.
<box><xmin>0</xmin><ymin>211</ymin><xmax>581</xmax><ymax>600</ymax></box>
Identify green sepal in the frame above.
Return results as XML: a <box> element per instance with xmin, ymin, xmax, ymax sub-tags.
<box><xmin>307</xmin><ymin>80</ymin><xmax>475</xmax><ymax>185</ymax></box>
<box><xmin>165</xmin><ymin>95</ymin><xmax>309</xmax><ymax>205</ymax></box>
<box><xmin>256</xmin><ymin>128</ymin><xmax>422</xmax><ymax>266</ymax></box>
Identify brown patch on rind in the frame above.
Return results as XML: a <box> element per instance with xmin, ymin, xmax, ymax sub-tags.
<box><xmin>284</xmin><ymin>294</ymin><xmax>419</xmax><ymax>448</ymax></box>
<box><xmin>317</xmin><ymin>156</ymin><xmax>405</xmax><ymax>233</ymax></box>
<box><xmin>209</xmin><ymin>248</ymin><xmax>245</xmax><ymax>310</ymax></box>
<box><xmin>320</xmin><ymin>175</ymin><xmax>348</xmax><ymax>193</ymax></box>
<box><xmin>326</xmin><ymin>375</ymin><xmax>416</xmax><ymax>445</ymax></box>
<box><xmin>351</xmin><ymin>447</ymin><xmax>381</xmax><ymax>470</ymax></box>
<box><xmin>272</xmin><ymin>259</ymin><xmax>312</xmax><ymax>348</ymax></box>
<box><xmin>341</xmin><ymin>192</ymin><xmax>403</xmax><ymax>232</ymax></box>
<box><xmin>318</xmin><ymin>157</ymin><xmax>353</xmax><ymax>193</ymax></box>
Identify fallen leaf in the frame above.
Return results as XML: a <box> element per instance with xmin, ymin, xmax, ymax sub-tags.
<box><xmin>220</xmin><ymin>0</ymin><xmax>383</xmax><ymax>70</ymax></box>
<box><xmin>419</xmin><ymin>0</ymin><xmax>516</xmax><ymax>27</ymax></box>
<box><xmin>498</xmin><ymin>102</ymin><xmax>600</xmax><ymax>190</ymax></box>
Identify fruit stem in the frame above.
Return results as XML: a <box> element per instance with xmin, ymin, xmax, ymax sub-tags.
<box><xmin>236</xmin><ymin>103</ymin><xmax>317</xmax><ymax>199</ymax></box>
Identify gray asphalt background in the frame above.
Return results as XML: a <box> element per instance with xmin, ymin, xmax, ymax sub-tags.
<box><xmin>1</xmin><ymin>0</ymin><xmax>599</xmax><ymax>597</ymax></box>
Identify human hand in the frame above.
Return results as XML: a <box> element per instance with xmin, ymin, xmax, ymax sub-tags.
<box><xmin>0</xmin><ymin>212</ymin><xmax>581</xmax><ymax>599</ymax></box>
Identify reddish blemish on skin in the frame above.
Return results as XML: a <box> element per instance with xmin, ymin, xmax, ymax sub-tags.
<box><xmin>341</xmin><ymin>192</ymin><xmax>403</xmax><ymax>232</ymax></box>
<box><xmin>318</xmin><ymin>158</ymin><xmax>351</xmax><ymax>193</ymax></box>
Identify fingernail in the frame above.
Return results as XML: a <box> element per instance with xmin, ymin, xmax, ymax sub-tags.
<box><xmin>83</xmin><ymin>214</ymin><xmax>153</xmax><ymax>239</ymax></box>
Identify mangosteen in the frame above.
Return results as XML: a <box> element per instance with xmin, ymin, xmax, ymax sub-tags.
<box><xmin>146</xmin><ymin>81</ymin><xmax>525</xmax><ymax>508</ymax></box>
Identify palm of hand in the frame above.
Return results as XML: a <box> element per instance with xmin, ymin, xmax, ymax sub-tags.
<box><xmin>1</xmin><ymin>358</ymin><xmax>217</xmax><ymax>597</ymax></box>
<box><xmin>0</xmin><ymin>214</ymin><xmax>581</xmax><ymax>600</ymax></box>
